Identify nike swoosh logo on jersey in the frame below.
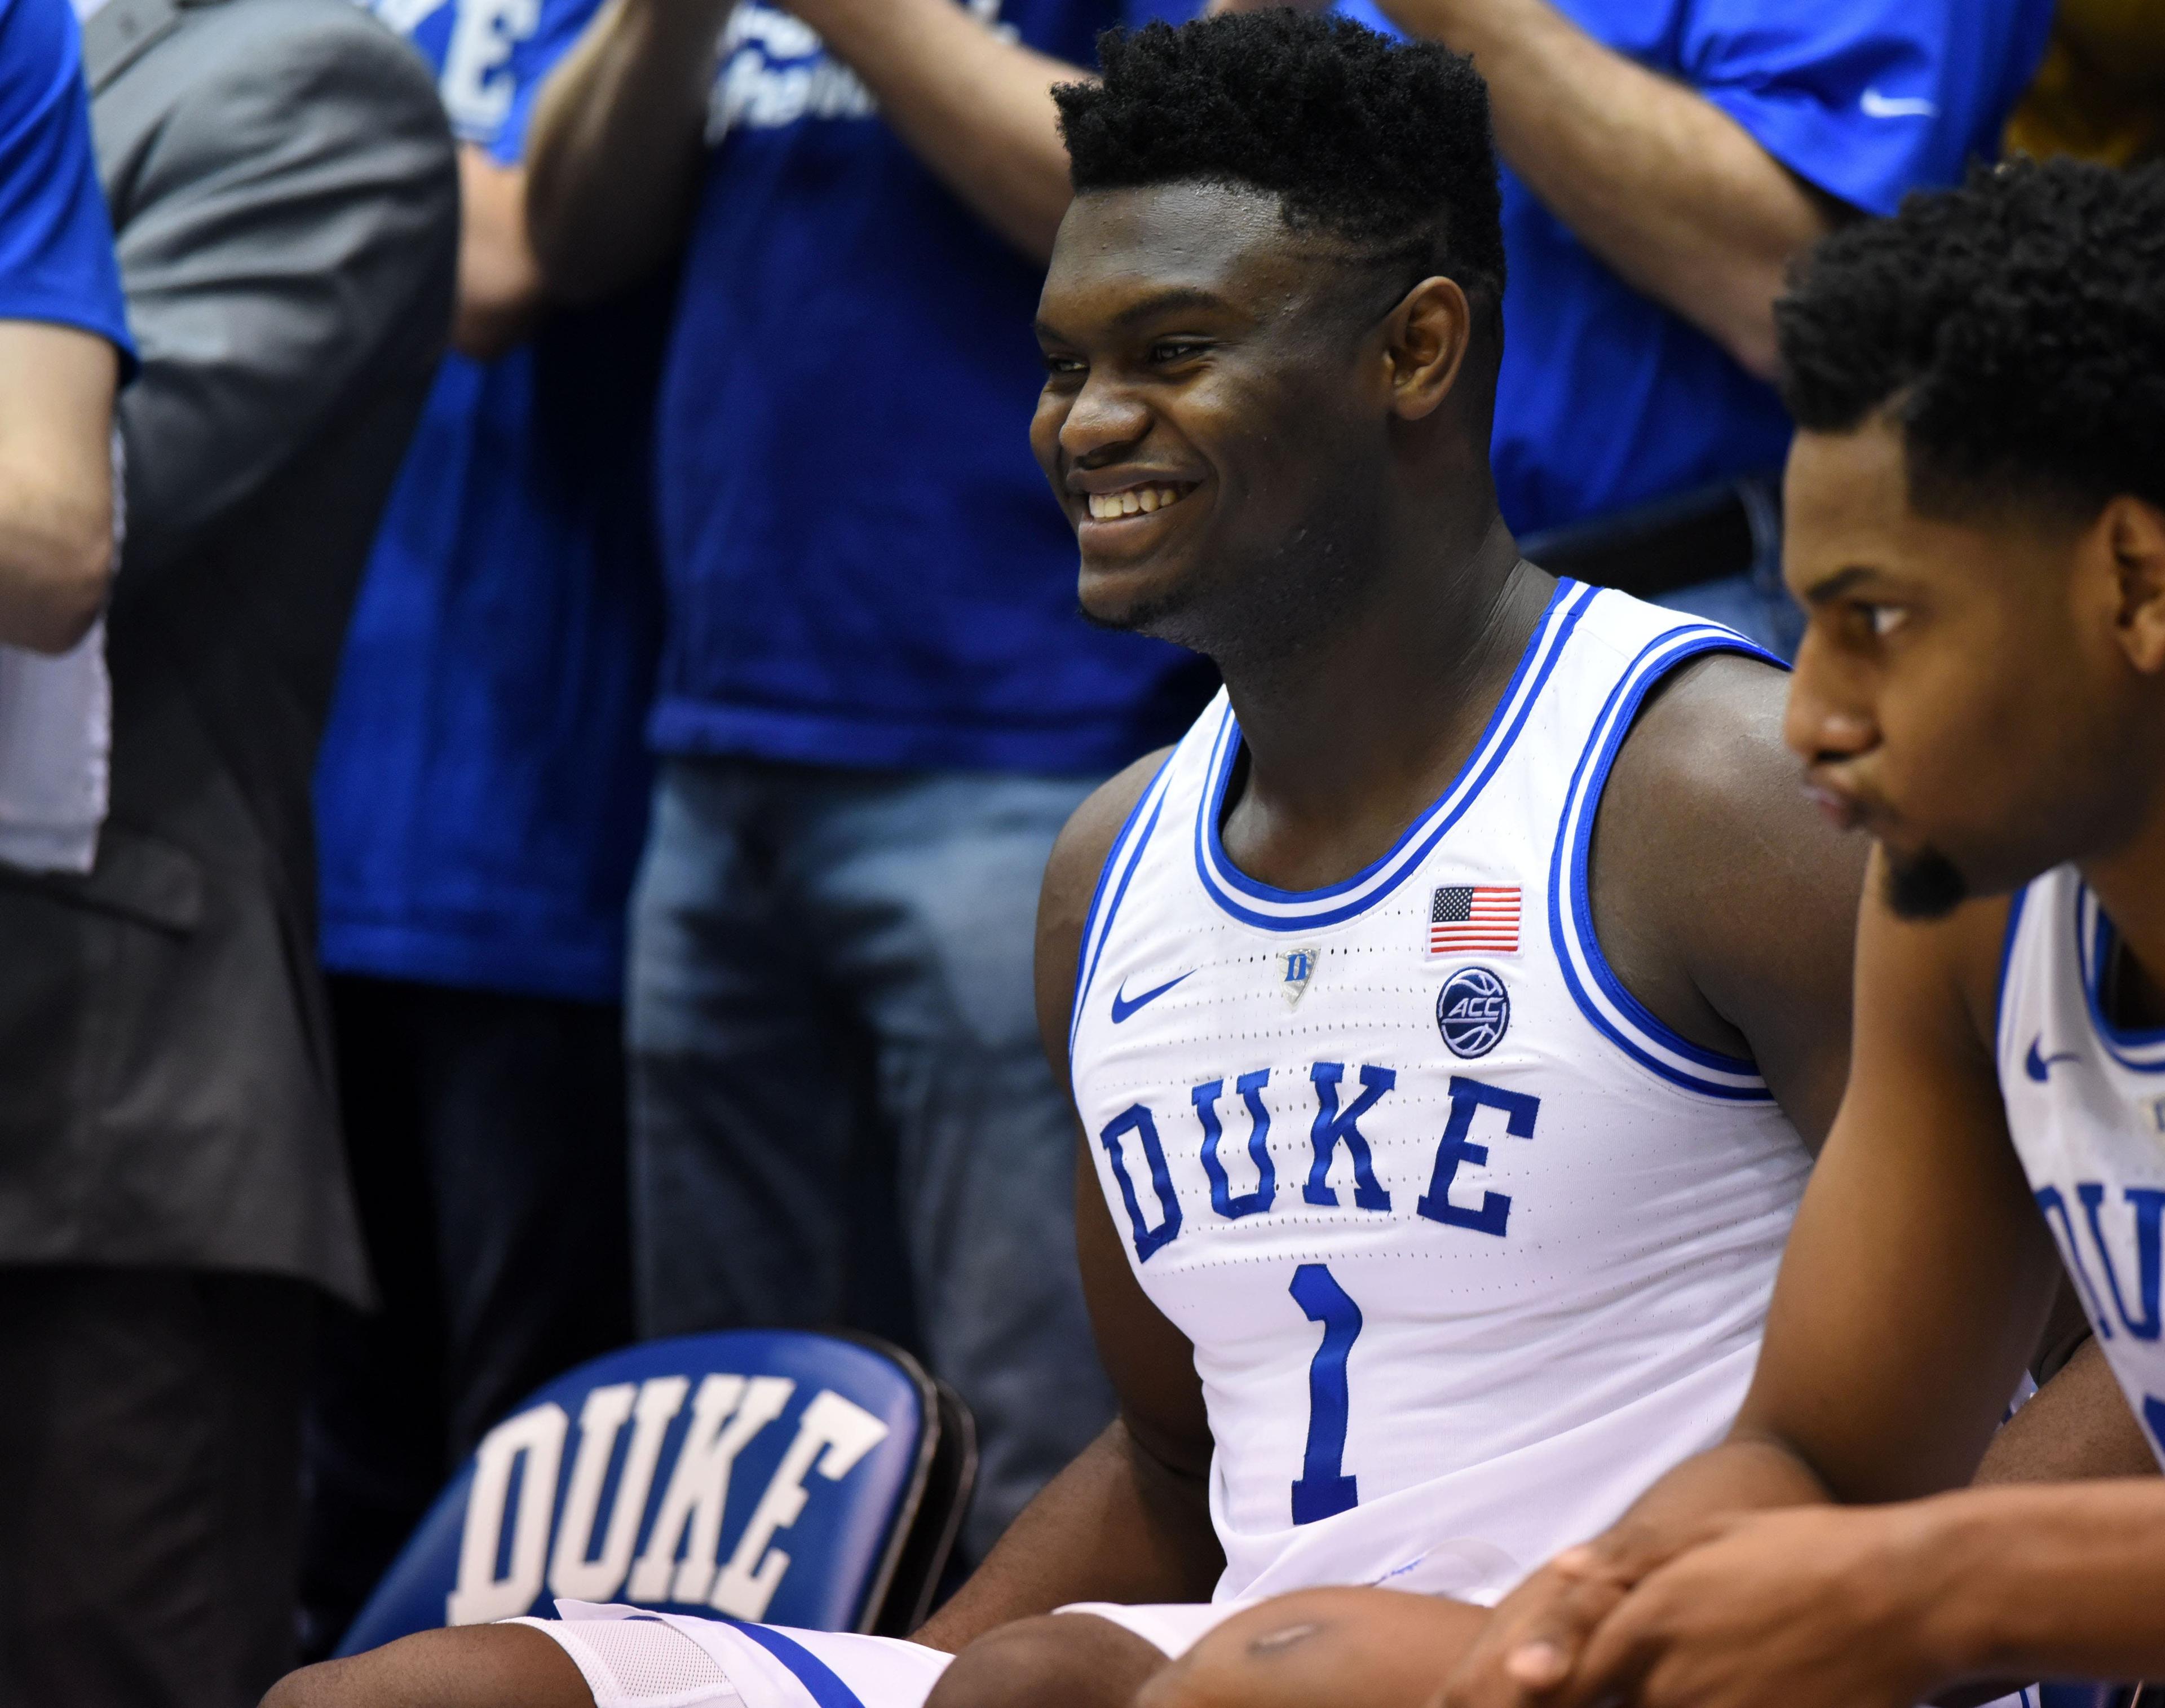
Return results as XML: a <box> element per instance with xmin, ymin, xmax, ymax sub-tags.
<box><xmin>1861</xmin><ymin>88</ymin><xmax>1939</xmax><ymax>119</ymax></box>
<box><xmin>2025</xmin><ymin>1037</ymin><xmax>2082</xmax><ymax>1082</ymax></box>
<box><xmin>1111</xmin><ymin>970</ymin><xmax>1194</xmax><ymax>1023</ymax></box>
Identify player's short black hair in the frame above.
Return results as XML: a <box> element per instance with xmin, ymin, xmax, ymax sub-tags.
<box><xmin>1055</xmin><ymin>11</ymin><xmax>1506</xmax><ymax>323</ymax></box>
<box><xmin>1776</xmin><ymin>158</ymin><xmax>2165</xmax><ymax>519</ymax></box>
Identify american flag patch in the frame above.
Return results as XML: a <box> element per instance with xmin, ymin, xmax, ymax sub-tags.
<box><xmin>1429</xmin><ymin>885</ymin><xmax>1521</xmax><ymax>956</ymax></box>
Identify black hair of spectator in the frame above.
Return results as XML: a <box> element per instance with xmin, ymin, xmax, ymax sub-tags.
<box><xmin>1057</xmin><ymin>12</ymin><xmax>1506</xmax><ymax>324</ymax></box>
<box><xmin>1777</xmin><ymin>157</ymin><xmax>2165</xmax><ymax>520</ymax></box>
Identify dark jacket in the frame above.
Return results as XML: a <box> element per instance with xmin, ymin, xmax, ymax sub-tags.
<box><xmin>0</xmin><ymin>0</ymin><xmax>456</xmax><ymax>1303</ymax></box>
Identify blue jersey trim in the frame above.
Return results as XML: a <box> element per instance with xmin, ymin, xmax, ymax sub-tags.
<box><xmin>1191</xmin><ymin>580</ymin><xmax>1597</xmax><ymax>933</ymax></box>
<box><xmin>2075</xmin><ymin>882</ymin><xmax>2165</xmax><ymax>1073</ymax></box>
<box><xmin>1994</xmin><ymin>884</ymin><xmax>2030</xmax><ymax>1068</ymax></box>
<box><xmin>727</xmin><ymin>1624</ymin><xmax>867</xmax><ymax>1708</ymax></box>
<box><xmin>1549</xmin><ymin>625</ymin><xmax>1780</xmax><ymax>1102</ymax></box>
<box><xmin>1070</xmin><ymin>755</ymin><xmax>1181</xmax><ymax>1060</ymax></box>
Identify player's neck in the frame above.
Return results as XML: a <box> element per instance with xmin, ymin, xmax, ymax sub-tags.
<box><xmin>1214</xmin><ymin>517</ymin><xmax>1549</xmax><ymax>893</ymax></box>
<box><xmin>2082</xmin><ymin>802</ymin><xmax>2165</xmax><ymax>1031</ymax></box>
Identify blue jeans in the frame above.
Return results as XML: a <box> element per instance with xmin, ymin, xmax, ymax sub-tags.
<box><xmin>626</xmin><ymin>758</ymin><xmax>1117</xmax><ymax>1558</ymax></box>
<box><xmin>1650</xmin><ymin>475</ymin><xmax>1805</xmax><ymax>660</ymax></box>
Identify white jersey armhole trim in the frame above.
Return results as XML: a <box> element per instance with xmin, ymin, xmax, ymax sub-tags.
<box><xmin>2075</xmin><ymin>881</ymin><xmax>2165</xmax><ymax>1073</ymax></box>
<box><xmin>1071</xmin><ymin>744</ymin><xmax>1187</xmax><ymax>1059</ymax></box>
<box><xmin>1994</xmin><ymin>882</ymin><xmax>2033</xmax><ymax>1069</ymax></box>
<box><xmin>1549</xmin><ymin>623</ymin><xmax>1779</xmax><ymax>1102</ymax></box>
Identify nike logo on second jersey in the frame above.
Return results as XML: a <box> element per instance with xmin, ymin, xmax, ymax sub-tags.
<box><xmin>2025</xmin><ymin>1038</ymin><xmax>2082</xmax><ymax>1082</ymax></box>
<box><xmin>1111</xmin><ymin>971</ymin><xmax>1194</xmax><ymax>1023</ymax></box>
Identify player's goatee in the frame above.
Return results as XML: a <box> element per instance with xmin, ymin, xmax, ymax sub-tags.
<box><xmin>1884</xmin><ymin>845</ymin><xmax>1970</xmax><ymax>920</ymax></box>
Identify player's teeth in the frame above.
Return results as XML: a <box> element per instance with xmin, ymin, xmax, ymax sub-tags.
<box><xmin>1088</xmin><ymin>485</ymin><xmax>1190</xmax><ymax>519</ymax></box>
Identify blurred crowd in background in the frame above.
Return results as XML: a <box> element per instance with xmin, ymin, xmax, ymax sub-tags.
<box><xmin>0</xmin><ymin>0</ymin><xmax>2157</xmax><ymax>1701</ymax></box>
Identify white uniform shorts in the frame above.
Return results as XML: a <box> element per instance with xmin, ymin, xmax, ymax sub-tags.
<box><xmin>515</xmin><ymin>1598</ymin><xmax>1248</xmax><ymax>1708</ymax></box>
<box><xmin>518</xmin><ymin>1599</ymin><xmax>2035</xmax><ymax>1708</ymax></box>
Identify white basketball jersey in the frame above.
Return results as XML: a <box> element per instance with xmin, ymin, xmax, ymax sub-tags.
<box><xmin>1067</xmin><ymin>580</ymin><xmax>1812</xmax><ymax>1608</ymax></box>
<box><xmin>1998</xmin><ymin>864</ymin><xmax>2165</xmax><ymax>1466</ymax></box>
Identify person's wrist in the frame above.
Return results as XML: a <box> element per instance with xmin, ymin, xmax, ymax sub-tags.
<box><xmin>1883</xmin><ymin>1497</ymin><xmax>1999</xmax><ymax>1688</ymax></box>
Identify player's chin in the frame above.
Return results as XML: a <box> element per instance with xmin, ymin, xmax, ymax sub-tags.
<box><xmin>1076</xmin><ymin>552</ymin><xmax>1200</xmax><ymax>637</ymax></box>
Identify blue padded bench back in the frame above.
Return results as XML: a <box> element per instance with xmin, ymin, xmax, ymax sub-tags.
<box><xmin>338</xmin><ymin>1330</ymin><xmax>940</xmax><ymax>1656</ymax></box>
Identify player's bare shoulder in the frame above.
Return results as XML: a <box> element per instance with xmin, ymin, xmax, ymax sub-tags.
<box><xmin>1592</xmin><ymin>649</ymin><xmax>1867</xmax><ymax>1144</ymax></box>
<box><xmin>1036</xmin><ymin>748</ymin><xmax>1176</xmax><ymax>1068</ymax></box>
<box><xmin>1600</xmin><ymin>651</ymin><xmax>1855</xmax><ymax>904</ymax></box>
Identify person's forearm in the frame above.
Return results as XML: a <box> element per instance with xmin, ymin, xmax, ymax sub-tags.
<box><xmin>1602</xmin><ymin>1432</ymin><xmax>1833</xmax><ymax>1559</ymax></box>
<box><xmin>1975</xmin><ymin>1336</ymin><xmax>2159</xmax><ymax>1485</ymax></box>
<box><xmin>0</xmin><ymin>323</ymin><xmax>117</xmax><ymax>653</ymax></box>
<box><xmin>788</xmin><ymin>0</ymin><xmax>1079</xmax><ymax>262</ymax></box>
<box><xmin>453</xmin><ymin>149</ymin><xmax>547</xmax><ymax>363</ymax></box>
<box><xmin>912</xmin><ymin>1420</ymin><xmax>1222</xmax><ymax>1652</ymax></box>
<box><xmin>1375</xmin><ymin>0</ymin><xmax>1833</xmax><ymax>378</ymax></box>
<box><xmin>0</xmin><ymin>469</ymin><xmax>112</xmax><ymax>653</ymax></box>
<box><xmin>1905</xmin><ymin>1482</ymin><xmax>2165</xmax><ymax>1687</ymax></box>
<box><xmin>524</xmin><ymin>0</ymin><xmax>731</xmax><ymax>304</ymax></box>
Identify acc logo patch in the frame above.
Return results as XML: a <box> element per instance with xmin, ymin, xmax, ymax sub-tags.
<box><xmin>1437</xmin><ymin>966</ymin><xmax>1509</xmax><ymax>1058</ymax></box>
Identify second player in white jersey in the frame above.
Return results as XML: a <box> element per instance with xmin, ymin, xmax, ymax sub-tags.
<box><xmin>1068</xmin><ymin>580</ymin><xmax>1811</xmax><ymax>1608</ymax></box>
<box><xmin>1999</xmin><ymin>865</ymin><xmax>2165</xmax><ymax>1465</ymax></box>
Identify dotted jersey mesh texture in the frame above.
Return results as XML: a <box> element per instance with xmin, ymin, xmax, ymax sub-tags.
<box><xmin>544</xmin><ymin>1617</ymin><xmax>739</xmax><ymax>1705</ymax></box>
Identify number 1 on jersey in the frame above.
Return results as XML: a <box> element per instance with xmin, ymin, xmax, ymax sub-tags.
<box><xmin>1290</xmin><ymin>1263</ymin><xmax>1361</xmax><ymax>1524</ymax></box>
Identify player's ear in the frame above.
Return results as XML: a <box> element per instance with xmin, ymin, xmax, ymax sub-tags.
<box><xmin>1383</xmin><ymin>276</ymin><xmax>1472</xmax><ymax>423</ymax></box>
<box><xmin>2105</xmin><ymin>493</ymin><xmax>2165</xmax><ymax>677</ymax></box>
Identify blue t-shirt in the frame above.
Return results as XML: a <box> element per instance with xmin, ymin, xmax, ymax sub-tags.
<box><xmin>0</xmin><ymin>0</ymin><xmax>132</xmax><ymax>367</ymax></box>
<box><xmin>313</xmin><ymin>0</ymin><xmax>668</xmax><ymax>1004</ymax></box>
<box><xmin>649</xmin><ymin>0</ymin><xmax>1217</xmax><ymax>775</ymax></box>
<box><xmin>1338</xmin><ymin>0</ymin><xmax>2053</xmax><ymax>535</ymax></box>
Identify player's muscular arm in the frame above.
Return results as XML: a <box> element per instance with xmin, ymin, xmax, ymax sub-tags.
<box><xmin>257</xmin><ymin>1621</ymin><xmax>592</xmax><ymax>1707</ymax></box>
<box><xmin>913</xmin><ymin>752</ymin><xmax>1224</xmax><ymax>1654</ymax></box>
<box><xmin>1438</xmin><ymin>862</ymin><xmax>2061</xmax><ymax>1708</ymax></box>
<box><xmin>1589</xmin><ymin>654</ymin><xmax>1866</xmax><ymax>1148</ymax></box>
<box><xmin>1976</xmin><ymin>1332</ymin><xmax>2159</xmax><ymax>1484</ymax></box>
<box><xmin>523</xmin><ymin>0</ymin><xmax>730</xmax><ymax>304</ymax></box>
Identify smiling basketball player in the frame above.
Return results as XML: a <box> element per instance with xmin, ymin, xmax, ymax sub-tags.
<box><xmin>264</xmin><ymin>17</ymin><xmax>1935</xmax><ymax>1708</ymax></box>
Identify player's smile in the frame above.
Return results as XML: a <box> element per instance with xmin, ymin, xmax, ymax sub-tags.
<box><xmin>1068</xmin><ymin>470</ymin><xmax>1206</xmax><ymax>553</ymax></box>
<box><xmin>1080</xmin><ymin>480</ymin><xmax>1199</xmax><ymax>524</ymax></box>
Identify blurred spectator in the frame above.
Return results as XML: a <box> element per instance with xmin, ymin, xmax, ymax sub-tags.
<box><xmin>525</xmin><ymin>0</ymin><xmax>1214</xmax><ymax>1558</ymax></box>
<box><xmin>2005</xmin><ymin>0</ymin><xmax>2165</xmax><ymax>166</ymax></box>
<box><xmin>0</xmin><ymin>0</ymin><xmax>455</xmax><ymax>1697</ymax></box>
<box><xmin>0</xmin><ymin>3</ymin><xmax>123</xmax><ymax>656</ymax></box>
<box><xmin>1224</xmin><ymin>0</ymin><xmax>2052</xmax><ymax>654</ymax></box>
<box><xmin>299</xmin><ymin>0</ymin><xmax>669</xmax><ymax>1657</ymax></box>
<box><xmin>0</xmin><ymin>0</ymin><xmax>128</xmax><ymax>890</ymax></box>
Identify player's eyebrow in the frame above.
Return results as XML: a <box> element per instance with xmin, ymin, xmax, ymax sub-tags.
<box><xmin>1799</xmin><ymin>564</ymin><xmax>1886</xmax><ymax>607</ymax></box>
<box><xmin>1103</xmin><ymin>285</ymin><xmax>1234</xmax><ymax>329</ymax></box>
<box><xmin>1035</xmin><ymin>285</ymin><xmax>1239</xmax><ymax>347</ymax></box>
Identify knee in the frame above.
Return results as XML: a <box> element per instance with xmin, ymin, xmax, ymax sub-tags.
<box><xmin>927</xmin><ymin>1616</ymin><xmax>1165</xmax><ymax>1708</ymax></box>
<box><xmin>1139</xmin><ymin>1588</ymin><xmax>1483</xmax><ymax>1708</ymax></box>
